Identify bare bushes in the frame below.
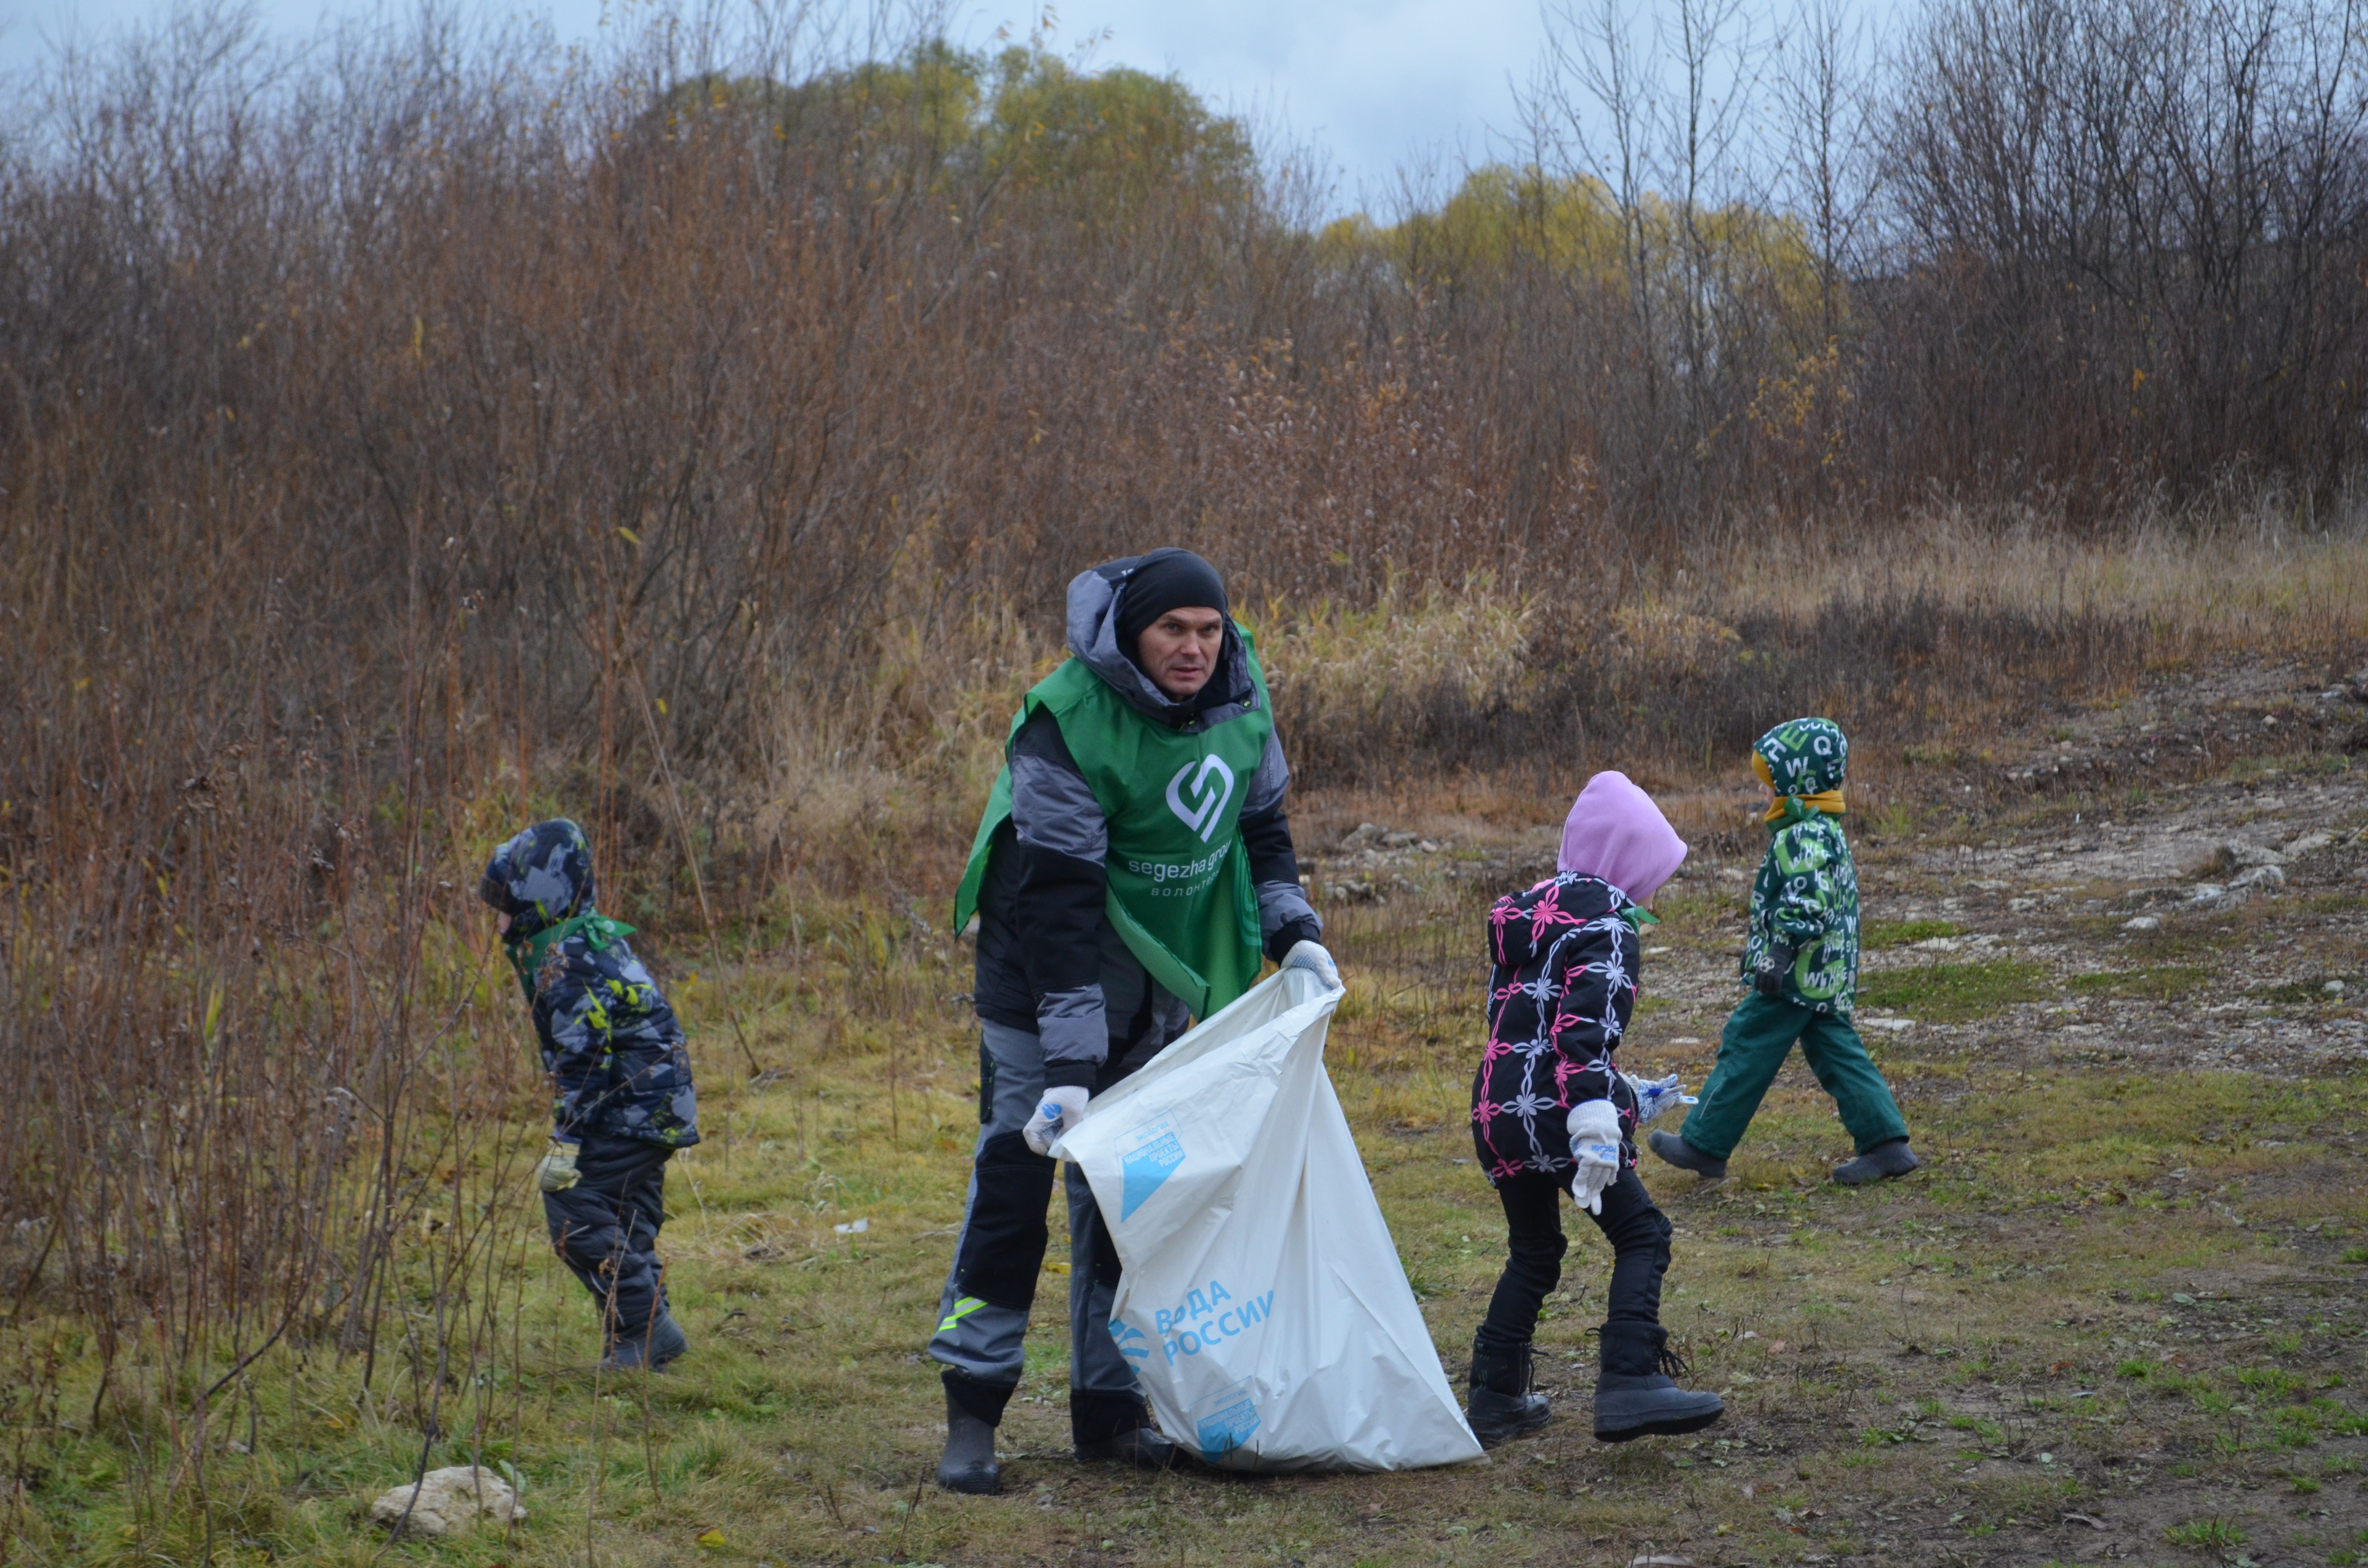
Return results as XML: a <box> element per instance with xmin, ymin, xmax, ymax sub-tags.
<box><xmin>1274</xmin><ymin>587</ymin><xmax>2148</xmax><ymax>791</ymax></box>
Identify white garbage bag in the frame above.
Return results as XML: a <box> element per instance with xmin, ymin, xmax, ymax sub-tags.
<box><xmin>1052</xmin><ymin>967</ymin><xmax>1482</xmax><ymax>1471</ymax></box>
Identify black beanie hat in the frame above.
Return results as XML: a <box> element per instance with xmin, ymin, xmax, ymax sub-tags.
<box><xmin>1113</xmin><ymin>548</ymin><xmax>1230</xmax><ymax>654</ymax></box>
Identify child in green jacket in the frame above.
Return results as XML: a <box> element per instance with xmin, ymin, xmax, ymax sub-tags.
<box><xmin>1648</xmin><ymin>718</ymin><xmax>1920</xmax><ymax>1186</ymax></box>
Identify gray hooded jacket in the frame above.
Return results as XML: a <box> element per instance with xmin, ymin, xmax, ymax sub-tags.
<box><xmin>971</xmin><ymin>566</ymin><xmax>1322</xmax><ymax>1090</ymax></box>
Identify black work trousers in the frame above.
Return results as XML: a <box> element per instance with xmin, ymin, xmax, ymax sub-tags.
<box><xmin>1477</xmin><ymin>1166</ymin><xmax>1672</xmax><ymax>1362</ymax></box>
<box><xmin>543</xmin><ymin>1135</ymin><xmax>674</xmax><ymax>1342</ymax></box>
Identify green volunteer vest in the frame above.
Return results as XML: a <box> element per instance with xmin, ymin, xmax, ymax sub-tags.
<box><xmin>952</xmin><ymin>637</ymin><xmax>1275</xmax><ymax>1019</ymax></box>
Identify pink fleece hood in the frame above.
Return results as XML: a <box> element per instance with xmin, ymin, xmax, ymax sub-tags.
<box><xmin>1556</xmin><ymin>771</ymin><xmax>1688</xmax><ymax>905</ymax></box>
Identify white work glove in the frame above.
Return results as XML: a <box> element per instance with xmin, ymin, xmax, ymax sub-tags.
<box><xmin>1280</xmin><ymin>939</ymin><xmax>1341</xmax><ymax>992</ymax></box>
<box><xmin>1566</xmin><ymin>1099</ymin><xmax>1624</xmax><ymax>1216</ymax></box>
<box><xmin>1623</xmin><ymin>1072</ymin><xmax>1698</xmax><ymax>1127</ymax></box>
<box><xmin>535</xmin><ymin>1139</ymin><xmax>581</xmax><ymax>1193</ymax></box>
<box><xmin>1022</xmin><ymin>1084</ymin><xmax>1091</xmax><ymax>1156</ymax></box>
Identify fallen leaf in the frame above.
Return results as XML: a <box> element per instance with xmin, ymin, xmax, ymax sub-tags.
<box><xmin>2049</xmin><ymin>1360</ymin><xmax>2073</xmax><ymax>1374</ymax></box>
<box><xmin>696</xmin><ymin>1528</ymin><xmax>727</xmax><ymax>1548</ymax></box>
<box><xmin>2063</xmin><ymin>1512</ymin><xmax>2110</xmax><ymax>1531</ymax></box>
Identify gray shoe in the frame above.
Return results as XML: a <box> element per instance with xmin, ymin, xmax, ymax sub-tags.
<box><xmin>936</xmin><ymin>1390</ymin><xmax>1001</xmax><ymax>1495</ymax></box>
<box><xmin>1647</xmin><ymin>1128</ymin><xmax>1727</xmax><ymax>1180</ymax></box>
<box><xmin>1833</xmin><ymin>1138</ymin><xmax>1919</xmax><ymax>1185</ymax></box>
<box><xmin>1592</xmin><ymin>1371</ymin><xmax>1725</xmax><ymax>1442</ymax></box>
<box><xmin>599</xmin><ymin>1313</ymin><xmax>686</xmax><ymax>1372</ymax></box>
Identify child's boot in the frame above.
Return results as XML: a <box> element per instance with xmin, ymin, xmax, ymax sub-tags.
<box><xmin>1592</xmin><ymin>1323</ymin><xmax>1723</xmax><ymax>1443</ymax></box>
<box><xmin>1832</xmin><ymin>1138</ymin><xmax>1918</xmax><ymax>1185</ymax></box>
<box><xmin>600</xmin><ymin>1312</ymin><xmax>687</xmax><ymax>1372</ymax></box>
<box><xmin>1465</xmin><ymin>1334</ymin><xmax>1551</xmax><ymax>1447</ymax></box>
<box><xmin>1647</xmin><ymin>1129</ymin><xmax>1727</xmax><ymax>1180</ymax></box>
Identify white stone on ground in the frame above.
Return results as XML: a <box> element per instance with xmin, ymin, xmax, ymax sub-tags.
<box><xmin>367</xmin><ymin>1467</ymin><xmax>524</xmax><ymax>1537</ymax></box>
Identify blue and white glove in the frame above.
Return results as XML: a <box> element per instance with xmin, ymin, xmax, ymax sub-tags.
<box><xmin>1566</xmin><ymin>1099</ymin><xmax>1624</xmax><ymax>1216</ymax></box>
<box><xmin>1280</xmin><ymin>939</ymin><xmax>1342</xmax><ymax>992</ymax></box>
<box><xmin>1623</xmin><ymin>1072</ymin><xmax>1698</xmax><ymax>1127</ymax></box>
<box><xmin>1022</xmin><ymin>1085</ymin><xmax>1091</xmax><ymax>1156</ymax></box>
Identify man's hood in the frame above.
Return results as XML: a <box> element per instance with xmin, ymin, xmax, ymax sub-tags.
<box><xmin>1065</xmin><ymin>562</ymin><xmax>1256</xmax><ymax>727</ymax></box>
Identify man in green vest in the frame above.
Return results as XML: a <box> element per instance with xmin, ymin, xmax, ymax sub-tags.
<box><xmin>931</xmin><ymin>548</ymin><xmax>1339</xmax><ymax>1494</ymax></box>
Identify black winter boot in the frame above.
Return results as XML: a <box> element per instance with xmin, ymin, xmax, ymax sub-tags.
<box><xmin>1072</xmin><ymin>1390</ymin><xmax>1183</xmax><ymax>1470</ymax></box>
<box><xmin>1647</xmin><ymin>1129</ymin><xmax>1727</xmax><ymax>1180</ymax></box>
<box><xmin>599</xmin><ymin>1313</ymin><xmax>687</xmax><ymax>1372</ymax></box>
<box><xmin>1833</xmin><ymin>1138</ymin><xmax>1919</xmax><ymax>1185</ymax></box>
<box><xmin>1592</xmin><ymin>1322</ymin><xmax>1722</xmax><ymax>1444</ymax></box>
<box><xmin>1465</xmin><ymin>1335</ymin><xmax>1552</xmax><ymax>1448</ymax></box>
<box><xmin>937</xmin><ymin>1373</ymin><xmax>1008</xmax><ymax>1495</ymax></box>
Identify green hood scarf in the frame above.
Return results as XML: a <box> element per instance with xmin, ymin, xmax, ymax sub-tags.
<box><xmin>953</xmin><ymin>630</ymin><xmax>1273</xmax><ymax>1022</ymax></box>
<box><xmin>505</xmin><ymin>911</ymin><xmax>636</xmax><ymax>1008</ymax></box>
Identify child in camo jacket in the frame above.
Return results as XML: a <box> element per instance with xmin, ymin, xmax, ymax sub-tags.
<box><xmin>1464</xmin><ymin>772</ymin><xmax>1723</xmax><ymax>1447</ymax></box>
<box><xmin>1648</xmin><ymin>718</ymin><xmax>1920</xmax><ymax>1186</ymax></box>
<box><xmin>480</xmin><ymin>819</ymin><xmax>699</xmax><ymax>1371</ymax></box>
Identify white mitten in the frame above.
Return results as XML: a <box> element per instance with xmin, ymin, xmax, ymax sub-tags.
<box><xmin>1023</xmin><ymin>1084</ymin><xmax>1091</xmax><ymax>1156</ymax></box>
<box><xmin>1566</xmin><ymin>1098</ymin><xmax>1624</xmax><ymax>1215</ymax></box>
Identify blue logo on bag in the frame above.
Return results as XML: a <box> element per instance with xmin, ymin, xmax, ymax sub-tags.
<box><xmin>1190</xmin><ymin>1378</ymin><xmax>1261</xmax><ymax>1461</ymax></box>
<box><xmin>1118</xmin><ymin>1115</ymin><xmax>1185</xmax><ymax>1220</ymax></box>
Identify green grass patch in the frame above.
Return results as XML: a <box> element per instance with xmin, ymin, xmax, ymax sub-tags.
<box><xmin>1857</xmin><ymin>959</ymin><xmax>2049</xmax><ymax>1021</ymax></box>
<box><xmin>2165</xmin><ymin>1517</ymin><xmax>2247</xmax><ymax>1550</ymax></box>
<box><xmin>1863</xmin><ymin>918</ymin><xmax>1963</xmax><ymax>950</ymax></box>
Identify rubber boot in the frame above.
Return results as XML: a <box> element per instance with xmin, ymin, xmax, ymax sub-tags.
<box><xmin>1833</xmin><ymin>1138</ymin><xmax>1919</xmax><ymax>1186</ymax></box>
<box><xmin>1465</xmin><ymin>1335</ymin><xmax>1551</xmax><ymax>1448</ymax></box>
<box><xmin>1592</xmin><ymin>1322</ymin><xmax>1722</xmax><ymax>1444</ymax></box>
<box><xmin>937</xmin><ymin>1375</ymin><xmax>1005</xmax><ymax>1495</ymax></box>
<box><xmin>1648</xmin><ymin>1129</ymin><xmax>1727</xmax><ymax>1180</ymax></box>
<box><xmin>1072</xmin><ymin>1390</ymin><xmax>1183</xmax><ymax>1470</ymax></box>
<box><xmin>599</xmin><ymin>1312</ymin><xmax>687</xmax><ymax>1372</ymax></box>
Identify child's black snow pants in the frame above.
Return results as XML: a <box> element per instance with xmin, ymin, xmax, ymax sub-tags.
<box><xmin>1475</xmin><ymin>1167</ymin><xmax>1673</xmax><ymax>1385</ymax></box>
<box><xmin>543</xmin><ymin>1135</ymin><xmax>674</xmax><ymax>1342</ymax></box>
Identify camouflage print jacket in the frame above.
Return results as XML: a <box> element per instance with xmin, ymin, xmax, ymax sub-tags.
<box><xmin>513</xmin><ymin>918</ymin><xmax>700</xmax><ymax>1147</ymax></box>
<box><xmin>480</xmin><ymin>819</ymin><xmax>699</xmax><ymax>1148</ymax></box>
<box><xmin>1739</xmin><ymin>718</ymin><xmax>1859</xmax><ymax>1016</ymax></box>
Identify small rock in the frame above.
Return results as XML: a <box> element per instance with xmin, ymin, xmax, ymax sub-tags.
<box><xmin>2324</xmin><ymin>980</ymin><xmax>2347</xmax><ymax>997</ymax></box>
<box><xmin>2122</xmin><ymin>915</ymin><xmax>2161</xmax><ymax>931</ymax></box>
<box><xmin>2221</xmin><ymin>840</ymin><xmax>2286</xmax><ymax>870</ymax></box>
<box><xmin>2189</xmin><ymin>882</ymin><xmax>2228</xmax><ymax>902</ymax></box>
<box><xmin>368</xmin><ymin>1467</ymin><xmax>524</xmax><ymax>1538</ymax></box>
<box><xmin>2285</xmin><ymin>830</ymin><xmax>2335</xmax><ymax>857</ymax></box>
<box><xmin>1382</xmin><ymin>830</ymin><xmax>1420</xmax><ymax>848</ymax></box>
<box><xmin>1862</xmin><ymin>1017</ymin><xmax>1915</xmax><ymax>1033</ymax></box>
<box><xmin>2229</xmin><ymin>863</ymin><xmax>2285</xmax><ymax>890</ymax></box>
<box><xmin>1340</xmin><ymin>822</ymin><xmax>1386</xmax><ymax>849</ymax></box>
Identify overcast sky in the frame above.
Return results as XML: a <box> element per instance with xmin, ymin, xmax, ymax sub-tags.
<box><xmin>0</xmin><ymin>0</ymin><xmax>1902</xmax><ymax>216</ymax></box>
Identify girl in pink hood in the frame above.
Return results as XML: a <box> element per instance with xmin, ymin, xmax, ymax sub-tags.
<box><xmin>1464</xmin><ymin>772</ymin><xmax>1723</xmax><ymax>1446</ymax></box>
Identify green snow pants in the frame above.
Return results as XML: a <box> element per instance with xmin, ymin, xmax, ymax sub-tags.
<box><xmin>1677</xmin><ymin>994</ymin><xmax>1910</xmax><ymax>1160</ymax></box>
